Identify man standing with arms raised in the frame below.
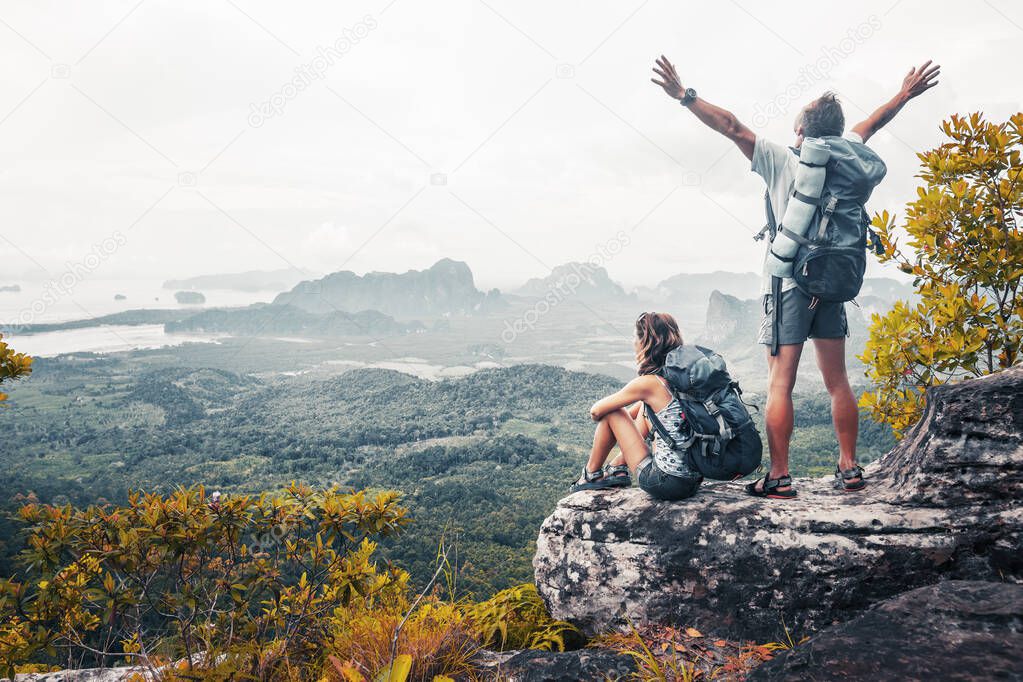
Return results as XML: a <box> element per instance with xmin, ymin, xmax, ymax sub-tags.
<box><xmin>650</xmin><ymin>56</ymin><xmax>939</xmax><ymax>498</ymax></box>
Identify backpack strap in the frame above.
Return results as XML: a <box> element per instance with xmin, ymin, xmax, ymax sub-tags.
<box><xmin>644</xmin><ymin>403</ymin><xmax>678</xmax><ymax>449</ymax></box>
<box><xmin>867</xmin><ymin>227</ymin><xmax>885</xmax><ymax>255</ymax></box>
<box><xmin>813</xmin><ymin>196</ymin><xmax>839</xmax><ymax>241</ymax></box>
<box><xmin>791</xmin><ymin>188</ymin><xmax>825</xmax><ymax>206</ymax></box>
<box><xmin>770</xmin><ymin>274</ymin><xmax>782</xmax><ymax>357</ymax></box>
<box><xmin>703</xmin><ymin>397</ymin><xmax>733</xmax><ymax>442</ymax></box>
<box><xmin>754</xmin><ymin>189</ymin><xmax>777</xmax><ymax>242</ymax></box>
<box><xmin>762</xmin><ymin>185</ymin><xmax>782</xmax><ymax>357</ymax></box>
<box><xmin>644</xmin><ymin>397</ymin><xmax>697</xmax><ymax>453</ymax></box>
<box><xmin>778</xmin><ymin>226</ymin><xmax>814</xmax><ymax>247</ymax></box>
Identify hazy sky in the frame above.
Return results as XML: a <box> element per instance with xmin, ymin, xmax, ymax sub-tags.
<box><xmin>1</xmin><ymin>0</ymin><xmax>1020</xmax><ymax>290</ymax></box>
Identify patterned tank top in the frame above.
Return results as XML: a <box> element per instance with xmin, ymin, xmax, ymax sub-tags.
<box><xmin>644</xmin><ymin>377</ymin><xmax>699</xmax><ymax>478</ymax></box>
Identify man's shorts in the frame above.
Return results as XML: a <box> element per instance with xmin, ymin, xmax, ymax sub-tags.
<box><xmin>757</xmin><ymin>288</ymin><xmax>848</xmax><ymax>346</ymax></box>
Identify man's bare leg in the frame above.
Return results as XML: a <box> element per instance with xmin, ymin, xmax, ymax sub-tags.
<box><xmin>813</xmin><ymin>337</ymin><xmax>860</xmax><ymax>482</ymax></box>
<box><xmin>758</xmin><ymin>343</ymin><xmax>804</xmax><ymax>492</ymax></box>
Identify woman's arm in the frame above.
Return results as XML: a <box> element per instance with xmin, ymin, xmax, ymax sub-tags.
<box><xmin>590</xmin><ymin>377</ymin><xmax>656</xmax><ymax>421</ymax></box>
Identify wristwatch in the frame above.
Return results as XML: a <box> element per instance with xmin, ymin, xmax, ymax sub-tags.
<box><xmin>680</xmin><ymin>87</ymin><xmax>697</xmax><ymax>106</ymax></box>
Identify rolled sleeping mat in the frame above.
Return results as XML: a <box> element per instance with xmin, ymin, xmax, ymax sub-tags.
<box><xmin>765</xmin><ymin>137</ymin><xmax>831</xmax><ymax>277</ymax></box>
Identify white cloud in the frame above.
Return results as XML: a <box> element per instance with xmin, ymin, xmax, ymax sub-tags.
<box><xmin>0</xmin><ymin>0</ymin><xmax>1019</xmax><ymax>289</ymax></box>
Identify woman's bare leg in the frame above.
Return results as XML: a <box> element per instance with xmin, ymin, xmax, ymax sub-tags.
<box><xmin>585</xmin><ymin>416</ymin><xmax>618</xmax><ymax>473</ymax></box>
<box><xmin>586</xmin><ymin>407</ymin><xmax>650</xmax><ymax>474</ymax></box>
<box><xmin>606</xmin><ymin>403</ymin><xmax>648</xmax><ymax>468</ymax></box>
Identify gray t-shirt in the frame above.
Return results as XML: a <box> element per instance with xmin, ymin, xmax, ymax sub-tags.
<box><xmin>751</xmin><ymin>132</ymin><xmax>863</xmax><ymax>295</ymax></box>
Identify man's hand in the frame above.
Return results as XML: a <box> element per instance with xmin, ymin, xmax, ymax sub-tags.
<box><xmin>650</xmin><ymin>53</ymin><xmax>755</xmax><ymax>159</ymax></box>
<box><xmin>851</xmin><ymin>59</ymin><xmax>941</xmax><ymax>143</ymax></box>
<box><xmin>898</xmin><ymin>60</ymin><xmax>941</xmax><ymax>103</ymax></box>
<box><xmin>651</xmin><ymin>55</ymin><xmax>684</xmax><ymax>100</ymax></box>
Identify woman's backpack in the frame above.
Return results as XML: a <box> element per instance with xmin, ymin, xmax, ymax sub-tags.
<box><xmin>644</xmin><ymin>345</ymin><xmax>762</xmax><ymax>481</ymax></box>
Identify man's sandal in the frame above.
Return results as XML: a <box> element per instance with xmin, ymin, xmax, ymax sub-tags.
<box><xmin>835</xmin><ymin>465</ymin><xmax>866</xmax><ymax>492</ymax></box>
<box><xmin>570</xmin><ymin>465</ymin><xmax>630</xmax><ymax>492</ymax></box>
<box><xmin>745</xmin><ymin>473</ymin><xmax>796</xmax><ymax>499</ymax></box>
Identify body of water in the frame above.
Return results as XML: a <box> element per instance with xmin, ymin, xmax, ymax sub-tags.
<box><xmin>6</xmin><ymin>325</ymin><xmax>227</xmax><ymax>357</ymax></box>
<box><xmin>0</xmin><ymin>278</ymin><xmax>277</xmax><ymax>356</ymax></box>
<box><xmin>0</xmin><ymin>278</ymin><xmax>278</xmax><ymax>325</ymax></box>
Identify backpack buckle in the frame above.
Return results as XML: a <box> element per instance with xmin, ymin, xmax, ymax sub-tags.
<box><xmin>704</xmin><ymin>400</ymin><xmax>720</xmax><ymax>417</ymax></box>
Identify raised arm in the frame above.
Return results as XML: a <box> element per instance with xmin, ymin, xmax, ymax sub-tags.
<box><xmin>851</xmin><ymin>60</ymin><xmax>941</xmax><ymax>143</ymax></box>
<box><xmin>651</xmin><ymin>55</ymin><xmax>755</xmax><ymax>160</ymax></box>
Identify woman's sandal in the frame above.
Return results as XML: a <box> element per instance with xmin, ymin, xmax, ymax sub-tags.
<box><xmin>569</xmin><ymin>465</ymin><xmax>630</xmax><ymax>492</ymax></box>
<box><xmin>835</xmin><ymin>464</ymin><xmax>866</xmax><ymax>492</ymax></box>
<box><xmin>745</xmin><ymin>473</ymin><xmax>797</xmax><ymax>499</ymax></box>
<box><xmin>602</xmin><ymin>463</ymin><xmax>631</xmax><ymax>486</ymax></box>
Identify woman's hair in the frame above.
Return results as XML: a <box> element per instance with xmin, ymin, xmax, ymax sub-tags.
<box><xmin>635</xmin><ymin>312</ymin><xmax>683</xmax><ymax>376</ymax></box>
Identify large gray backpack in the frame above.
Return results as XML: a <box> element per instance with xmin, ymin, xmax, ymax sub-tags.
<box><xmin>757</xmin><ymin>136</ymin><xmax>887</xmax><ymax>354</ymax></box>
<box><xmin>644</xmin><ymin>345</ymin><xmax>762</xmax><ymax>481</ymax></box>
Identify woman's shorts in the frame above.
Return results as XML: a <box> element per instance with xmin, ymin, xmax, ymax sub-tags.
<box><xmin>637</xmin><ymin>457</ymin><xmax>702</xmax><ymax>501</ymax></box>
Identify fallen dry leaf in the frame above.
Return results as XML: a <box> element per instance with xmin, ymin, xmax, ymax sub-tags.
<box><xmin>685</xmin><ymin>627</ymin><xmax>703</xmax><ymax>638</ymax></box>
<box><xmin>713</xmin><ymin>639</ymin><xmax>727</xmax><ymax>647</ymax></box>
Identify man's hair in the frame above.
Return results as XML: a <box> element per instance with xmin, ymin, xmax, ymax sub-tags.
<box><xmin>801</xmin><ymin>91</ymin><xmax>845</xmax><ymax>138</ymax></box>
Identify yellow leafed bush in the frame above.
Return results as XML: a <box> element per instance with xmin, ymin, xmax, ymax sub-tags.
<box><xmin>464</xmin><ymin>583</ymin><xmax>578</xmax><ymax>652</ymax></box>
<box><xmin>1</xmin><ymin>484</ymin><xmax>573</xmax><ymax>681</ymax></box>
<box><xmin>861</xmin><ymin>112</ymin><xmax>1023</xmax><ymax>436</ymax></box>
<box><xmin>0</xmin><ymin>332</ymin><xmax>32</xmax><ymax>403</ymax></box>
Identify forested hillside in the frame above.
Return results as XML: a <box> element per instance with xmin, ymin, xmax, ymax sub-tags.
<box><xmin>0</xmin><ymin>357</ymin><xmax>895</xmax><ymax>594</ymax></box>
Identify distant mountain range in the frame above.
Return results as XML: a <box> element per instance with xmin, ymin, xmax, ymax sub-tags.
<box><xmin>637</xmin><ymin>271</ymin><xmax>762</xmax><ymax>305</ymax></box>
<box><xmin>515</xmin><ymin>262</ymin><xmax>635</xmax><ymax>302</ymax></box>
<box><xmin>18</xmin><ymin>259</ymin><xmax>914</xmax><ymax>344</ymax></box>
<box><xmin>273</xmin><ymin>258</ymin><xmax>506</xmax><ymax>319</ymax></box>
<box><xmin>692</xmin><ymin>279</ymin><xmax>913</xmax><ymax>384</ymax></box>
<box><xmin>858</xmin><ymin>278</ymin><xmax>916</xmax><ymax>302</ymax></box>
<box><xmin>697</xmin><ymin>290</ymin><xmax>762</xmax><ymax>348</ymax></box>
<box><xmin>637</xmin><ymin>272</ymin><xmax>913</xmax><ymax>309</ymax></box>
<box><xmin>163</xmin><ymin>269</ymin><xmax>318</xmax><ymax>293</ymax></box>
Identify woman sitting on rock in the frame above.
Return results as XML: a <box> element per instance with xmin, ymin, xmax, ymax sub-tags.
<box><xmin>571</xmin><ymin>311</ymin><xmax>702</xmax><ymax>500</ymax></box>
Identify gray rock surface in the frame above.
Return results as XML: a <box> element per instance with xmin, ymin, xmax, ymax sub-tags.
<box><xmin>11</xmin><ymin>666</ymin><xmax>151</xmax><ymax>681</ymax></box>
<box><xmin>7</xmin><ymin>653</ymin><xmax>215</xmax><ymax>681</ymax></box>
<box><xmin>488</xmin><ymin>648</ymin><xmax>636</xmax><ymax>681</ymax></box>
<box><xmin>748</xmin><ymin>580</ymin><xmax>1023</xmax><ymax>681</ymax></box>
<box><xmin>534</xmin><ymin>367</ymin><xmax>1023</xmax><ymax>640</ymax></box>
